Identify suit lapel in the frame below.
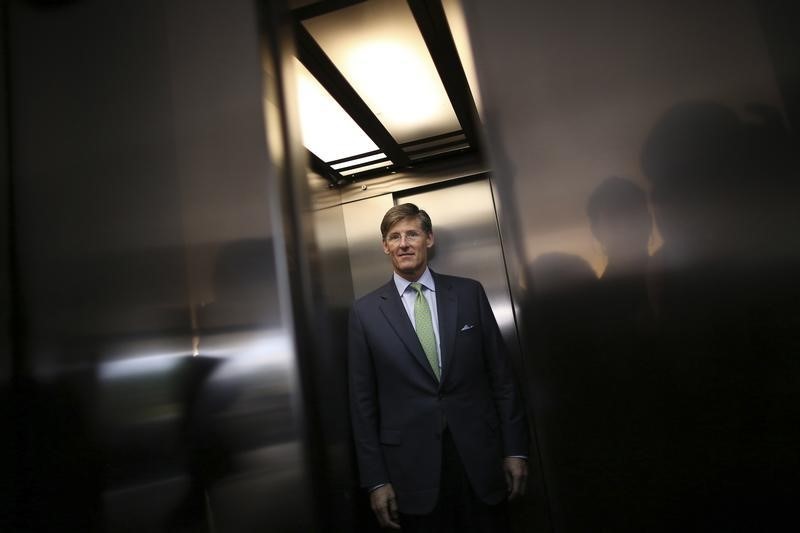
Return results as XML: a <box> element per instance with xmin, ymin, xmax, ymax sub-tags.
<box><xmin>433</xmin><ymin>272</ymin><xmax>458</xmax><ymax>385</ymax></box>
<box><xmin>377</xmin><ymin>279</ymin><xmax>439</xmax><ymax>382</ymax></box>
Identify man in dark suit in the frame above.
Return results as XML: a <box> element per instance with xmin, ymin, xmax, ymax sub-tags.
<box><xmin>348</xmin><ymin>203</ymin><xmax>529</xmax><ymax>531</ymax></box>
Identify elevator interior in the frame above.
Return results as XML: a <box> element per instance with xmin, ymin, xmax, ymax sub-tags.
<box><xmin>294</xmin><ymin>1</ymin><xmax>550</xmax><ymax>528</ymax></box>
<box><xmin>4</xmin><ymin>0</ymin><xmax>800</xmax><ymax>532</ymax></box>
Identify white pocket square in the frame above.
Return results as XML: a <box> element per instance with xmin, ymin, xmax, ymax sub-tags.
<box><xmin>460</xmin><ymin>324</ymin><xmax>476</xmax><ymax>331</ymax></box>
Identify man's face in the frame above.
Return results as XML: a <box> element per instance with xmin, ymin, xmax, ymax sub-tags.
<box><xmin>383</xmin><ymin>217</ymin><xmax>434</xmax><ymax>281</ymax></box>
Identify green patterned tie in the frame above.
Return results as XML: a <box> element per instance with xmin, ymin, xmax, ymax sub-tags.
<box><xmin>410</xmin><ymin>282</ymin><xmax>440</xmax><ymax>380</ymax></box>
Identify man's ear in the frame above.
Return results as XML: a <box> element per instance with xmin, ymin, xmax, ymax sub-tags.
<box><xmin>426</xmin><ymin>232</ymin><xmax>435</xmax><ymax>248</ymax></box>
<box><xmin>382</xmin><ymin>239</ymin><xmax>391</xmax><ymax>254</ymax></box>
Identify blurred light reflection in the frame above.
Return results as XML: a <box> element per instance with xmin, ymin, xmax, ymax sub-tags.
<box><xmin>100</xmin><ymin>352</ymin><xmax>185</xmax><ymax>381</ymax></box>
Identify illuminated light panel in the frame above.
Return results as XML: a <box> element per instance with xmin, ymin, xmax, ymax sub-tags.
<box><xmin>293</xmin><ymin>57</ymin><xmax>379</xmax><ymax>162</ymax></box>
<box><xmin>331</xmin><ymin>152</ymin><xmax>387</xmax><ymax>170</ymax></box>
<box><xmin>441</xmin><ymin>0</ymin><xmax>483</xmax><ymax>120</ymax></box>
<box><xmin>303</xmin><ymin>0</ymin><xmax>461</xmax><ymax>144</ymax></box>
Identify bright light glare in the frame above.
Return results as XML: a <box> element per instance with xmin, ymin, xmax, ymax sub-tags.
<box><xmin>346</xmin><ymin>41</ymin><xmax>448</xmax><ymax>136</ymax></box>
<box><xmin>303</xmin><ymin>0</ymin><xmax>461</xmax><ymax>143</ymax></box>
<box><xmin>200</xmin><ymin>331</ymin><xmax>293</xmax><ymax>380</ymax></box>
<box><xmin>293</xmin><ymin>58</ymin><xmax>378</xmax><ymax>162</ymax></box>
<box><xmin>100</xmin><ymin>352</ymin><xmax>185</xmax><ymax>380</ymax></box>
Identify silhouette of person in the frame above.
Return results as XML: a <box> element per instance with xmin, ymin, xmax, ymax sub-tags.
<box><xmin>585</xmin><ymin>177</ymin><xmax>660</xmax><ymax>530</ymax></box>
<box><xmin>528</xmin><ymin>252</ymin><xmax>612</xmax><ymax>531</ymax></box>
<box><xmin>169</xmin><ymin>238</ymin><xmax>283</xmax><ymax>533</ymax></box>
<box><xmin>641</xmin><ymin>100</ymin><xmax>800</xmax><ymax>530</ymax></box>
<box><xmin>587</xmin><ymin>176</ymin><xmax>655</xmax><ymax>334</ymax></box>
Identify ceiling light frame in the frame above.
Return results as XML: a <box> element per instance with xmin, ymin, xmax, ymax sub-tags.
<box><xmin>406</xmin><ymin>0</ymin><xmax>482</xmax><ymax>153</ymax></box>
<box><xmin>294</xmin><ymin>21</ymin><xmax>411</xmax><ymax>168</ymax></box>
<box><xmin>291</xmin><ymin>0</ymin><xmax>482</xmax><ymax>184</ymax></box>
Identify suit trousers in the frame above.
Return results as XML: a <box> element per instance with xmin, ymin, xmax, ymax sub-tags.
<box><xmin>399</xmin><ymin>428</ymin><xmax>512</xmax><ymax>533</ymax></box>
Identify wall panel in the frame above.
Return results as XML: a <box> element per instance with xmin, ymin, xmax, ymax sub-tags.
<box><xmin>464</xmin><ymin>0</ymin><xmax>800</xmax><ymax>530</ymax></box>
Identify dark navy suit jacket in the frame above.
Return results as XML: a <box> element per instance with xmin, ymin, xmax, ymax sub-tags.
<box><xmin>348</xmin><ymin>271</ymin><xmax>529</xmax><ymax>514</ymax></box>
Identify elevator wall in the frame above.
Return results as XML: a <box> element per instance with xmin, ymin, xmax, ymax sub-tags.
<box><xmin>6</xmin><ymin>1</ymin><xmax>316</xmax><ymax>531</ymax></box>
<box><xmin>1</xmin><ymin>3</ymin><xmax>13</xmax><ymax>524</ymax></box>
<box><xmin>464</xmin><ymin>0</ymin><xmax>800</xmax><ymax>530</ymax></box>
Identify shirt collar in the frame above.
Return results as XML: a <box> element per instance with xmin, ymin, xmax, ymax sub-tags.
<box><xmin>393</xmin><ymin>267</ymin><xmax>436</xmax><ymax>295</ymax></box>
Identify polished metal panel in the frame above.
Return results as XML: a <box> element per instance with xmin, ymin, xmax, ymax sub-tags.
<box><xmin>342</xmin><ymin>193</ymin><xmax>396</xmax><ymax>298</ymax></box>
<box><xmin>465</xmin><ymin>0</ymin><xmax>800</xmax><ymax>531</ymax></box>
<box><xmin>307</xmin><ymin>202</ymin><xmax>363</xmax><ymax>531</ymax></box>
<box><xmin>1</xmin><ymin>4</ymin><xmax>9</xmax><ymax>385</ymax></box>
<box><xmin>314</xmin><ymin>204</ymin><xmax>356</xmax><ymax>308</ymax></box>
<box><xmin>307</xmin><ymin>170</ymin><xmax>344</xmax><ymax>211</ymax></box>
<box><xmin>1</xmin><ymin>10</ymin><xmax>12</xmax><ymax>526</ymax></box>
<box><xmin>8</xmin><ymin>0</ymin><xmax>314</xmax><ymax>531</ymax></box>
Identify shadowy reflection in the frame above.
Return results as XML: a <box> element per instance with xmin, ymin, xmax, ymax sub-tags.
<box><xmin>13</xmin><ymin>371</ymin><xmax>103</xmax><ymax>532</ymax></box>
<box><xmin>528</xmin><ymin>101</ymin><xmax>800</xmax><ymax>531</ymax></box>
<box><xmin>529</xmin><ymin>253</ymin><xmax>610</xmax><ymax>531</ymax></box>
<box><xmin>168</xmin><ymin>238</ymin><xmax>286</xmax><ymax>532</ymax></box>
<box><xmin>641</xmin><ymin>100</ymin><xmax>800</xmax><ymax>530</ymax></box>
<box><xmin>587</xmin><ymin>177</ymin><xmax>654</xmax><ymax>331</ymax></box>
<box><xmin>168</xmin><ymin>355</ymin><xmax>227</xmax><ymax>533</ymax></box>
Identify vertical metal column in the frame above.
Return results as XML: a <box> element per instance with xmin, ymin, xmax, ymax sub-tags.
<box><xmin>5</xmin><ymin>0</ymin><xmax>319</xmax><ymax>531</ymax></box>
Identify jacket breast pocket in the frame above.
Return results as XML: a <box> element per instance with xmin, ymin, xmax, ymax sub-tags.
<box><xmin>379</xmin><ymin>428</ymin><xmax>401</xmax><ymax>446</ymax></box>
<box><xmin>457</xmin><ymin>320</ymin><xmax>480</xmax><ymax>335</ymax></box>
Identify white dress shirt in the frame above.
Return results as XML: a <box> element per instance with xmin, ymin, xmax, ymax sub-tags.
<box><xmin>393</xmin><ymin>267</ymin><xmax>442</xmax><ymax>374</ymax></box>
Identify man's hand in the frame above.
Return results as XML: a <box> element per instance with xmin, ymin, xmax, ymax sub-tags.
<box><xmin>370</xmin><ymin>484</ymin><xmax>401</xmax><ymax>529</ymax></box>
<box><xmin>503</xmin><ymin>457</ymin><xmax>528</xmax><ymax>501</ymax></box>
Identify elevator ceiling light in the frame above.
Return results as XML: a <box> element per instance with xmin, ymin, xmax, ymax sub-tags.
<box><xmin>293</xmin><ymin>57</ymin><xmax>379</xmax><ymax>162</ymax></box>
<box><xmin>302</xmin><ymin>0</ymin><xmax>460</xmax><ymax>144</ymax></box>
<box><xmin>292</xmin><ymin>0</ymin><xmax>482</xmax><ymax>182</ymax></box>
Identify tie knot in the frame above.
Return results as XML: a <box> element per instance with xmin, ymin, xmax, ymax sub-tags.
<box><xmin>410</xmin><ymin>282</ymin><xmax>424</xmax><ymax>294</ymax></box>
